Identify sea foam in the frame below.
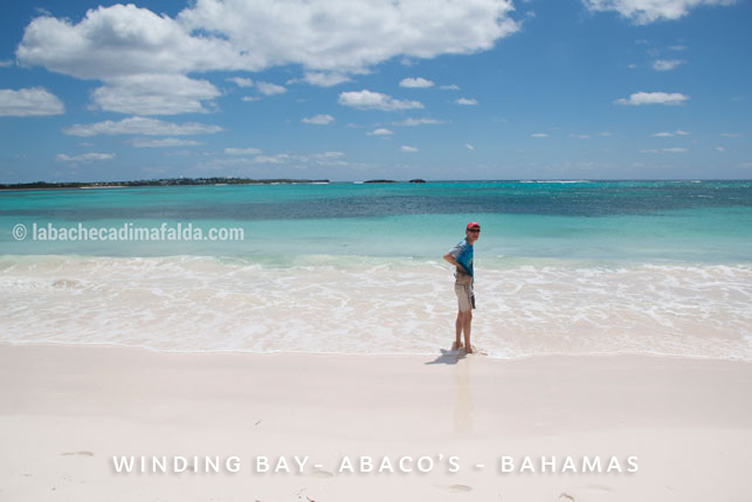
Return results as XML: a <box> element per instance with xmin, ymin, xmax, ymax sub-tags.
<box><xmin>2</xmin><ymin>254</ymin><xmax>750</xmax><ymax>361</ymax></box>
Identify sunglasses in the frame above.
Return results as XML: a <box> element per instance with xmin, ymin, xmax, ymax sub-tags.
<box><xmin>468</xmin><ymin>228</ymin><xmax>481</xmax><ymax>233</ymax></box>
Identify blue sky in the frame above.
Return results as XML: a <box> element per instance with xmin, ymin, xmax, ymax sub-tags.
<box><xmin>1</xmin><ymin>0</ymin><xmax>750</xmax><ymax>182</ymax></box>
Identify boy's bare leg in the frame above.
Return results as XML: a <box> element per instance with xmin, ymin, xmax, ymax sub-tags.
<box><xmin>463</xmin><ymin>310</ymin><xmax>473</xmax><ymax>353</ymax></box>
<box><xmin>453</xmin><ymin>311</ymin><xmax>464</xmax><ymax>350</ymax></box>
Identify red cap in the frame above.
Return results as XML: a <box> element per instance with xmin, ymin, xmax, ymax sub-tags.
<box><xmin>466</xmin><ymin>222</ymin><xmax>480</xmax><ymax>230</ymax></box>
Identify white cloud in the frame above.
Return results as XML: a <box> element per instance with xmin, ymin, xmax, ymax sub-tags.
<box><xmin>401</xmin><ymin>145</ymin><xmax>419</xmax><ymax>153</ymax></box>
<box><xmin>653</xmin><ymin>59</ymin><xmax>686</xmax><ymax>71</ymax></box>
<box><xmin>254</xmin><ymin>151</ymin><xmax>347</xmax><ymax>165</ymax></box>
<box><xmin>338</xmin><ymin>90</ymin><xmax>423</xmax><ymax>111</ymax></box>
<box><xmin>302</xmin><ymin>72</ymin><xmax>352</xmax><ymax>87</ymax></box>
<box><xmin>0</xmin><ymin>87</ymin><xmax>64</xmax><ymax>116</ymax></box>
<box><xmin>314</xmin><ymin>152</ymin><xmax>346</xmax><ymax>160</ymax></box>
<box><xmin>456</xmin><ymin>97</ymin><xmax>478</xmax><ymax>105</ymax></box>
<box><xmin>642</xmin><ymin>147</ymin><xmax>690</xmax><ymax>154</ymax></box>
<box><xmin>582</xmin><ymin>0</ymin><xmax>738</xmax><ymax>25</ymax></box>
<box><xmin>393</xmin><ymin>118</ymin><xmax>446</xmax><ymax>126</ymax></box>
<box><xmin>56</xmin><ymin>153</ymin><xmax>115</xmax><ymax>163</ymax></box>
<box><xmin>570</xmin><ymin>134</ymin><xmax>591</xmax><ymax>139</ymax></box>
<box><xmin>721</xmin><ymin>133</ymin><xmax>743</xmax><ymax>138</ymax></box>
<box><xmin>599</xmin><ymin>132</ymin><xmax>613</xmax><ymax>136</ymax></box>
<box><xmin>16</xmin><ymin>7</ymin><xmax>224</xmax><ymax>116</ymax></box>
<box><xmin>18</xmin><ymin>2</ymin><xmax>520</xmax><ymax>99</ymax></box>
<box><xmin>241</xmin><ymin>96</ymin><xmax>261</xmax><ymax>102</ymax></box>
<box><xmin>254</xmin><ymin>154</ymin><xmax>291</xmax><ymax>164</ymax></box>
<box><xmin>0</xmin><ymin>60</ymin><xmax>13</xmax><ymax>67</ymax></box>
<box><xmin>615</xmin><ymin>92</ymin><xmax>689</xmax><ymax>106</ymax></box>
<box><xmin>178</xmin><ymin>0</ymin><xmax>520</xmax><ymax>73</ymax></box>
<box><xmin>465</xmin><ymin>143</ymin><xmax>475</xmax><ymax>150</ymax></box>
<box><xmin>206</xmin><ymin>150</ymin><xmax>348</xmax><ymax>168</ymax></box>
<box><xmin>716</xmin><ymin>146</ymin><xmax>726</xmax><ymax>152</ymax></box>
<box><xmin>132</xmin><ymin>138</ymin><xmax>204</xmax><ymax>148</ymax></box>
<box><xmin>16</xmin><ymin>5</ymin><xmax>247</xmax><ymax>79</ymax></box>
<box><xmin>63</xmin><ymin>117</ymin><xmax>223</xmax><ymax>137</ymax></box>
<box><xmin>400</xmin><ymin>77</ymin><xmax>434</xmax><ymax>88</ymax></box>
<box><xmin>250</xmin><ymin>151</ymin><xmax>347</xmax><ymax>165</ymax></box>
<box><xmin>17</xmin><ymin>1</ymin><xmax>521</xmax><ymax>119</ymax></box>
<box><xmin>256</xmin><ymin>82</ymin><xmax>287</xmax><ymax>96</ymax></box>
<box><xmin>302</xmin><ymin>114</ymin><xmax>335</xmax><ymax>125</ymax></box>
<box><xmin>653</xmin><ymin>130</ymin><xmax>691</xmax><ymax>137</ymax></box>
<box><xmin>227</xmin><ymin>77</ymin><xmax>253</xmax><ymax>88</ymax></box>
<box><xmin>225</xmin><ymin>147</ymin><xmax>262</xmax><ymax>155</ymax></box>
<box><xmin>531</xmin><ymin>133</ymin><xmax>549</xmax><ymax>138</ymax></box>
<box><xmin>440</xmin><ymin>84</ymin><xmax>460</xmax><ymax>90</ymax></box>
<box><xmin>91</xmin><ymin>74</ymin><xmax>220</xmax><ymax>115</ymax></box>
<box><xmin>367</xmin><ymin>128</ymin><xmax>394</xmax><ymax>136</ymax></box>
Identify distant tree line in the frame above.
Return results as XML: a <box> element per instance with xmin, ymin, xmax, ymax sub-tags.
<box><xmin>0</xmin><ymin>177</ymin><xmax>428</xmax><ymax>189</ymax></box>
<box><xmin>0</xmin><ymin>178</ymin><xmax>331</xmax><ymax>190</ymax></box>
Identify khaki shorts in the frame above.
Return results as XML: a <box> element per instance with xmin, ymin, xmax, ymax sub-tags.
<box><xmin>454</xmin><ymin>283</ymin><xmax>475</xmax><ymax>312</ymax></box>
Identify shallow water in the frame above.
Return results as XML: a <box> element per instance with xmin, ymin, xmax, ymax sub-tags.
<box><xmin>2</xmin><ymin>181</ymin><xmax>751</xmax><ymax>360</ymax></box>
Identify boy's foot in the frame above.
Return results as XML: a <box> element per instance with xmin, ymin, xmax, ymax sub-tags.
<box><xmin>464</xmin><ymin>345</ymin><xmax>474</xmax><ymax>354</ymax></box>
<box><xmin>451</xmin><ymin>341</ymin><xmax>464</xmax><ymax>351</ymax></box>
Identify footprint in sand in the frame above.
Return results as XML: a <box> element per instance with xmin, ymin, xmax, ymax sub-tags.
<box><xmin>435</xmin><ymin>484</ymin><xmax>473</xmax><ymax>493</ymax></box>
<box><xmin>583</xmin><ymin>485</ymin><xmax>611</xmax><ymax>492</ymax></box>
<box><xmin>308</xmin><ymin>469</ymin><xmax>334</xmax><ymax>478</ymax></box>
<box><xmin>561</xmin><ymin>485</ymin><xmax>612</xmax><ymax>500</ymax></box>
<box><xmin>61</xmin><ymin>451</ymin><xmax>93</xmax><ymax>457</ymax></box>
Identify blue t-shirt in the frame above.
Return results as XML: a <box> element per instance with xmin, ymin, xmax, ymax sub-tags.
<box><xmin>448</xmin><ymin>238</ymin><xmax>473</xmax><ymax>277</ymax></box>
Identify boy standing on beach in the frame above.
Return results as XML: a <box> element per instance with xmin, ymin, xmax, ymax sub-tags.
<box><xmin>443</xmin><ymin>222</ymin><xmax>480</xmax><ymax>353</ymax></box>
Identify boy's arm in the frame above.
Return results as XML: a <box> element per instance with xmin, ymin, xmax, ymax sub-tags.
<box><xmin>443</xmin><ymin>252</ymin><xmax>469</xmax><ymax>274</ymax></box>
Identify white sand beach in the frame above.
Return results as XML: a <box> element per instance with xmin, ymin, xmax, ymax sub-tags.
<box><xmin>1</xmin><ymin>343</ymin><xmax>751</xmax><ymax>501</ymax></box>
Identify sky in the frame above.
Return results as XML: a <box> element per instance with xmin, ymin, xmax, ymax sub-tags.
<box><xmin>0</xmin><ymin>0</ymin><xmax>750</xmax><ymax>182</ymax></box>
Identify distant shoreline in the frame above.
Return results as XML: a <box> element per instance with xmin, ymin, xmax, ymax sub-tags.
<box><xmin>0</xmin><ymin>178</ymin><xmax>331</xmax><ymax>191</ymax></box>
<box><xmin>2</xmin><ymin>178</ymin><xmax>749</xmax><ymax>191</ymax></box>
<box><xmin>0</xmin><ymin>177</ymin><xmax>436</xmax><ymax>190</ymax></box>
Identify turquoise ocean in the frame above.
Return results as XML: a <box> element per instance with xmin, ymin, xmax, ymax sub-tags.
<box><xmin>2</xmin><ymin>180</ymin><xmax>751</xmax><ymax>360</ymax></box>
